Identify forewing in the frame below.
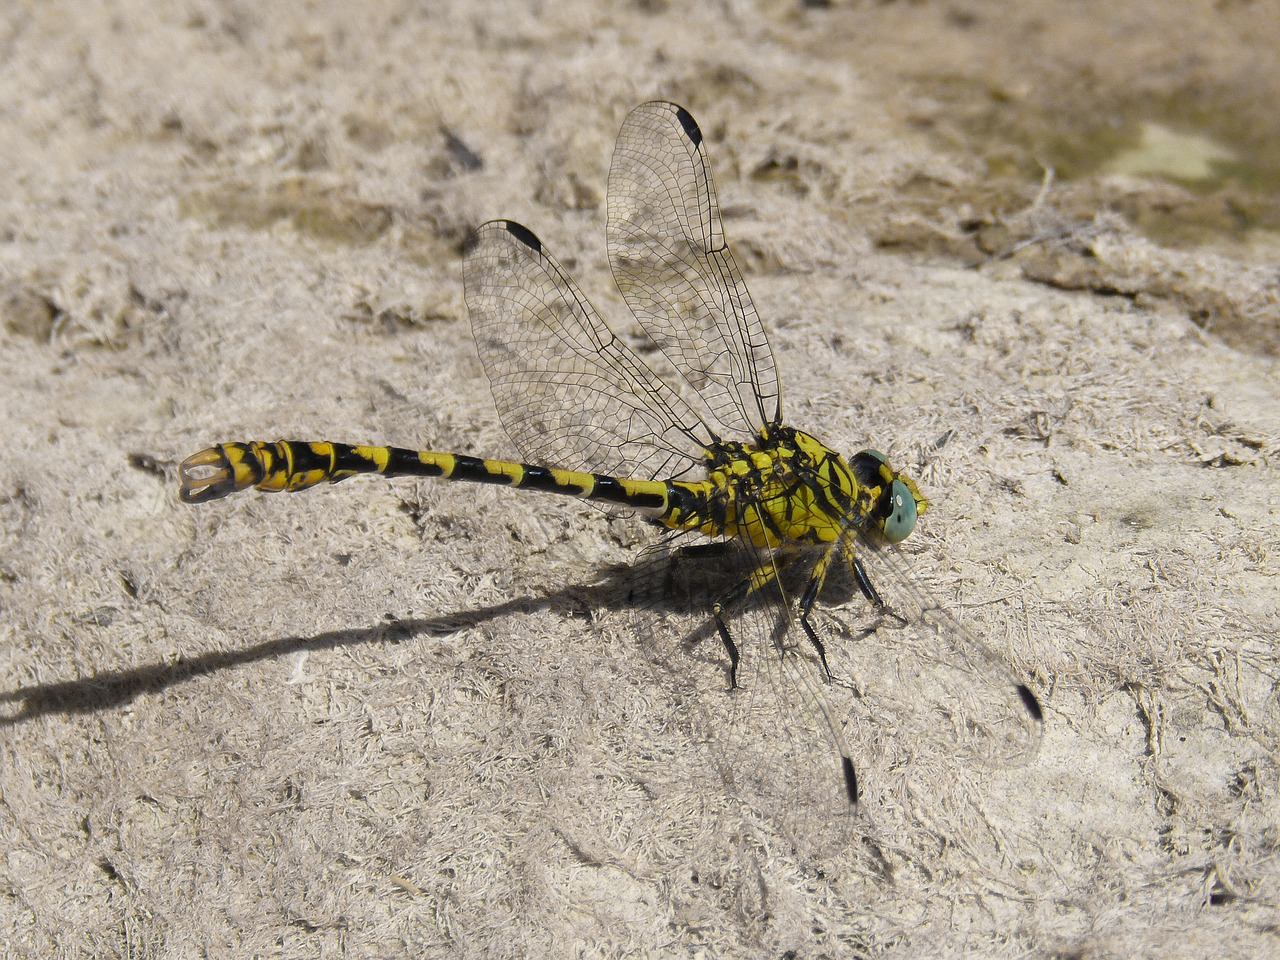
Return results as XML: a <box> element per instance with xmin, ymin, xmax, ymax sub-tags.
<box><xmin>607</xmin><ymin>101</ymin><xmax>780</xmax><ymax>437</ymax></box>
<box><xmin>706</xmin><ymin>523</ymin><xmax>1043</xmax><ymax>846</ymax></box>
<box><xmin>621</xmin><ymin>494</ymin><xmax>1042</xmax><ymax>853</ymax></box>
<box><xmin>463</xmin><ymin>219</ymin><xmax>713</xmax><ymax>481</ymax></box>
<box><xmin>835</xmin><ymin>532</ymin><xmax>1044</xmax><ymax>771</ymax></box>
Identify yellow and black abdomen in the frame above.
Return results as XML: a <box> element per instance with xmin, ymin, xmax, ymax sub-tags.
<box><xmin>178</xmin><ymin>440</ymin><xmax>673</xmax><ymax>513</ymax></box>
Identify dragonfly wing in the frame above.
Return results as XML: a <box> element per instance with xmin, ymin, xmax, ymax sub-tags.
<box><xmin>463</xmin><ymin>219</ymin><xmax>713</xmax><ymax>480</ymax></box>
<box><xmin>719</xmin><ymin>561</ymin><xmax>865</xmax><ymax>824</ymax></box>
<box><xmin>839</xmin><ymin>532</ymin><xmax>1045</xmax><ymax>770</ymax></box>
<box><xmin>627</xmin><ymin>529</ymin><xmax>867</xmax><ymax>855</ymax></box>
<box><xmin>607</xmin><ymin>101</ymin><xmax>781</xmax><ymax>437</ymax></box>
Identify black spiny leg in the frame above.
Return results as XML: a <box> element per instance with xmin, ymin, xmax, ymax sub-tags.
<box><xmin>797</xmin><ymin>546</ymin><xmax>839</xmax><ymax>681</ymax></box>
<box><xmin>851</xmin><ymin>553</ymin><xmax>884</xmax><ymax>608</ymax></box>
<box><xmin>709</xmin><ymin>550</ymin><xmax>798</xmax><ymax>689</ymax></box>
<box><xmin>797</xmin><ymin>573</ymin><xmax>835</xmax><ymax>682</ymax></box>
<box><xmin>660</xmin><ymin>540</ymin><xmax>744</xmax><ymax>685</ymax></box>
<box><xmin>712</xmin><ymin>598</ymin><xmax>743</xmax><ymax>689</ymax></box>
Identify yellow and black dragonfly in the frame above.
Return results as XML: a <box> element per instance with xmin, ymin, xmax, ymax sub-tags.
<box><xmin>180</xmin><ymin>101</ymin><xmax>1043</xmax><ymax>811</ymax></box>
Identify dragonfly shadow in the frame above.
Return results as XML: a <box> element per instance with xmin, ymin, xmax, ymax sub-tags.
<box><xmin>0</xmin><ymin>545</ymin><xmax>764</xmax><ymax>730</ymax></box>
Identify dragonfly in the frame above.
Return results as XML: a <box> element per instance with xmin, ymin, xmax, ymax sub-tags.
<box><xmin>179</xmin><ymin>100</ymin><xmax>1043</xmax><ymax>811</ymax></box>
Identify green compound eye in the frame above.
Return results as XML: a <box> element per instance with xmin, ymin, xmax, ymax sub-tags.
<box><xmin>881</xmin><ymin>479</ymin><xmax>918</xmax><ymax>544</ymax></box>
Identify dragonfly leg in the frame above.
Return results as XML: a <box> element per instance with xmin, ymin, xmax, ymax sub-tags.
<box><xmin>711</xmin><ymin>603</ymin><xmax>742</xmax><ymax>689</ymax></box>
<box><xmin>709</xmin><ymin>550</ymin><xmax>798</xmax><ymax>689</ymax></box>
<box><xmin>797</xmin><ymin>547</ymin><xmax>839</xmax><ymax>681</ymax></box>
<box><xmin>850</xmin><ymin>553</ymin><xmax>884</xmax><ymax>608</ymax></box>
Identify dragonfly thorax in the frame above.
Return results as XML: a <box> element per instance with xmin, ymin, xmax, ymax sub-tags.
<box><xmin>663</xmin><ymin>425</ymin><xmax>927</xmax><ymax>550</ymax></box>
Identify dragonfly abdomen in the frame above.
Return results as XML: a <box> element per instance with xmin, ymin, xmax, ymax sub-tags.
<box><xmin>177</xmin><ymin>439</ymin><xmax>673</xmax><ymax>513</ymax></box>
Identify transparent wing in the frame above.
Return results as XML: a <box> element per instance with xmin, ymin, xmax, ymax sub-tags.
<box><xmin>628</xmin><ymin>507</ymin><xmax>1043</xmax><ymax>852</ymax></box>
<box><xmin>607</xmin><ymin>101</ymin><xmax>780</xmax><ymax>437</ymax></box>
<box><xmin>833</xmin><ymin>532</ymin><xmax>1045</xmax><ymax>771</ymax></box>
<box><xmin>463</xmin><ymin>219</ymin><xmax>714</xmax><ymax>480</ymax></box>
<box><xmin>712</xmin><ymin>550</ymin><xmax>864</xmax><ymax>828</ymax></box>
<box><xmin>626</xmin><ymin>530</ymin><xmax>866</xmax><ymax>855</ymax></box>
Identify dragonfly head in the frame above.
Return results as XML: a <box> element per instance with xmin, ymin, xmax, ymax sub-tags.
<box><xmin>850</xmin><ymin>449</ymin><xmax>929</xmax><ymax>544</ymax></box>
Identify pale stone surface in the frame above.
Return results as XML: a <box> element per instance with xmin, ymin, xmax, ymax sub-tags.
<box><xmin>1</xmin><ymin>2</ymin><xmax>1276</xmax><ymax>957</ymax></box>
